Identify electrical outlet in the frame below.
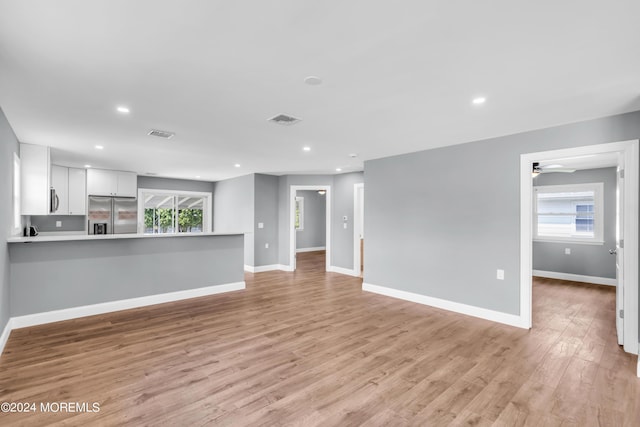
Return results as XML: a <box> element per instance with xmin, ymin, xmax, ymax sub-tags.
<box><xmin>343</xmin><ymin>223</ymin><xmax>348</xmax><ymax>229</ymax></box>
<box><xmin>258</xmin><ymin>222</ymin><xmax>264</xmax><ymax>229</ymax></box>
<box><xmin>265</xmin><ymin>243</ymin><xmax>269</xmax><ymax>249</ymax></box>
<box><xmin>497</xmin><ymin>269</ymin><xmax>505</xmax><ymax>280</ymax></box>
<box><xmin>56</xmin><ymin>221</ymin><xmax>62</xmax><ymax>228</ymax></box>
<box><xmin>565</xmin><ymin>248</ymin><xmax>571</xmax><ymax>255</ymax></box>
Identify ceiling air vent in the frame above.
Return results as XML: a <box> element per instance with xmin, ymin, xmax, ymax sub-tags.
<box><xmin>148</xmin><ymin>129</ymin><xmax>175</xmax><ymax>139</ymax></box>
<box><xmin>268</xmin><ymin>113</ymin><xmax>302</xmax><ymax>126</ymax></box>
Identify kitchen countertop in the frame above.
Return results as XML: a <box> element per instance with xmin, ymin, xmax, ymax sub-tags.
<box><xmin>7</xmin><ymin>232</ymin><xmax>246</xmax><ymax>243</ymax></box>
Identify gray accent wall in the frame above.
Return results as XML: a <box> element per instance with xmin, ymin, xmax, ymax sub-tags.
<box><xmin>213</xmin><ymin>174</ymin><xmax>255</xmax><ymax>266</ymax></box>
<box><xmin>9</xmin><ymin>235</ymin><xmax>244</xmax><ymax>316</ymax></box>
<box><xmin>0</xmin><ymin>107</ymin><xmax>20</xmax><ymax>333</ymax></box>
<box><xmin>533</xmin><ymin>168</ymin><xmax>617</xmax><ymax>279</ymax></box>
<box><xmin>364</xmin><ymin>110</ymin><xmax>640</xmax><ymax>316</ymax></box>
<box><xmin>254</xmin><ymin>174</ymin><xmax>279</xmax><ymax>266</ymax></box>
<box><xmin>295</xmin><ymin>190</ymin><xmax>326</xmax><ymax>250</ymax></box>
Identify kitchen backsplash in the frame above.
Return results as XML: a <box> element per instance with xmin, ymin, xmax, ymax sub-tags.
<box><xmin>30</xmin><ymin>215</ymin><xmax>86</xmax><ymax>232</ymax></box>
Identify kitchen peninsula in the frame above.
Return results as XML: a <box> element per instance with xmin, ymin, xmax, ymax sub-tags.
<box><xmin>7</xmin><ymin>232</ymin><xmax>245</xmax><ymax>327</ymax></box>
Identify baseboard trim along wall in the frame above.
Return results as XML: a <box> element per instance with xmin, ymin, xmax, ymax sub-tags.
<box><xmin>0</xmin><ymin>319</ymin><xmax>13</xmax><ymax>358</ymax></box>
<box><xmin>533</xmin><ymin>270</ymin><xmax>616</xmax><ymax>286</ymax></box>
<box><xmin>244</xmin><ymin>264</ymin><xmax>292</xmax><ymax>273</ymax></box>
<box><xmin>296</xmin><ymin>246</ymin><xmax>326</xmax><ymax>253</ymax></box>
<box><xmin>362</xmin><ymin>282</ymin><xmax>527</xmax><ymax>329</ymax></box>
<box><xmin>10</xmin><ymin>281</ymin><xmax>246</xmax><ymax>331</ymax></box>
<box><xmin>328</xmin><ymin>265</ymin><xmax>361</xmax><ymax>277</ymax></box>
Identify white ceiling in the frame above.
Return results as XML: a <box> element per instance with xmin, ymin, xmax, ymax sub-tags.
<box><xmin>1</xmin><ymin>1</ymin><xmax>639</xmax><ymax>181</ymax></box>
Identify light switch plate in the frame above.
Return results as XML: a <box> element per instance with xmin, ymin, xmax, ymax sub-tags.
<box><xmin>497</xmin><ymin>269</ymin><xmax>505</xmax><ymax>280</ymax></box>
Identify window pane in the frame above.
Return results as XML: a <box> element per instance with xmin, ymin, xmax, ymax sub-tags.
<box><xmin>537</xmin><ymin>215</ymin><xmax>574</xmax><ymax>237</ymax></box>
<box><xmin>177</xmin><ymin>196</ymin><xmax>204</xmax><ymax>233</ymax></box>
<box><xmin>537</xmin><ymin>190</ymin><xmax>594</xmax><ymax>214</ymax></box>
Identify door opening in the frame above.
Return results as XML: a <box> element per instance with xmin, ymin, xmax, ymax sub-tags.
<box><xmin>289</xmin><ymin>185</ymin><xmax>331</xmax><ymax>272</ymax></box>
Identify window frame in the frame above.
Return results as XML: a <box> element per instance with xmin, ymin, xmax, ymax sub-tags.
<box><xmin>533</xmin><ymin>182</ymin><xmax>604</xmax><ymax>244</ymax></box>
<box><xmin>137</xmin><ymin>188</ymin><xmax>212</xmax><ymax>234</ymax></box>
<box><xmin>295</xmin><ymin>196</ymin><xmax>304</xmax><ymax>231</ymax></box>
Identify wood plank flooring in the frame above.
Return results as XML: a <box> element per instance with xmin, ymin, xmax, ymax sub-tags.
<box><xmin>0</xmin><ymin>251</ymin><xmax>638</xmax><ymax>426</ymax></box>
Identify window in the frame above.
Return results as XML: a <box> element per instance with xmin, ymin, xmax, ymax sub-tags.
<box><xmin>534</xmin><ymin>182</ymin><xmax>604</xmax><ymax>243</ymax></box>
<box><xmin>295</xmin><ymin>196</ymin><xmax>304</xmax><ymax>230</ymax></box>
<box><xmin>13</xmin><ymin>153</ymin><xmax>21</xmax><ymax>234</ymax></box>
<box><xmin>138</xmin><ymin>189</ymin><xmax>211</xmax><ymax>234</ymax></box>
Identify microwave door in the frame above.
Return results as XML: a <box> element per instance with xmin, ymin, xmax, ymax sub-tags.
<box><xmin>113</xmin><ymin>198</ymin><xmax>137</xmax><ymax>234</ymax></box>
<box><xmin>88</xmin><ymin>196</ymin><xmax>112</xmax><ymax>235</ymax></box>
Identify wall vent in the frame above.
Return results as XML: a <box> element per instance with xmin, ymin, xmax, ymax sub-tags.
<box><xmin>268</xmin><ymin>113</ymin><xmax>302</xmax><ymax>126</ymax></box>
<box><xmin>148</xmin><ymin>129</ymin><xmax>175</xmax><ymax>139</ymax></box>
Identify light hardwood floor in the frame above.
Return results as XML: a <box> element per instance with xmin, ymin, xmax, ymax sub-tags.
<box><xmin>0</xmin><ymin>251</ymin><xmax>638</xmax><ymax>426</ymax></box>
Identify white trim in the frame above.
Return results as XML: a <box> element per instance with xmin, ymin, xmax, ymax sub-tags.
<box><xmin>244</xmin><ymin>264</ymin><xmax>293</xmax><ymax>273</ymax></box>
<box><xmin>533</xmin><ymin>270</ymin><xmax>616</xmax><ymax>286</ymax></box>
<box><xmin>521</xmin><ymin>140</ymin><xmax>639</xmax><ymax>355</ymax></box>
<box><xmin>353</xmin><ymin>183</ymin><xmax>364</xmax><ymax>276</ymax></box>
<box><xmin>328</xmin><ymin>265</ymin><xmax>361</xmax><ymax>277</ymax></box>
<box><xmin>10</xmin><ymin>281</ymin><xmax>245</xmax><ymax>330</ymax></box>
<box><xmin>296</xmin><ymin>246</ymin><xmax>326</xmax><ymax>253</ymax></box>
<box><xmin>363</xmin><ymin>283</ymin><xmax>527</xmax><ymax>329</ymax></box>
<box><xmin>289</xmin><ymin>185</ymin><xmax>331</xmax><ymax>272</ymax></box>
<box><xmin>0</xmin><ymin>318</ymin><xmax>13</xmax><ymax>357</ymax></box>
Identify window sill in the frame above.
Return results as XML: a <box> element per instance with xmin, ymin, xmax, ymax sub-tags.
<box><xmin>533</xmin><ymin>239</ymin><xmax>604</xmax><ymax>246</ymax></box>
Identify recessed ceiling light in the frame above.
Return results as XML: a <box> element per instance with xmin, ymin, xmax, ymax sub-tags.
<box><xmin>95</xmin><ymin>145</ymin><xmax>104</xmax><ymax>150</ymax></box>
<box><xmin>195</xmin><ymin>175</ymin><xmax>201</xmax><ymax>179</ymax></box>
<box><xmin>336</xmin><ymin>168</ymin><xmax>342</xmax><ymax>172</ymax></box>
<box><xmin>303</xmin><ymin>146</ymin><xmax>311</xmax><ymax>152</ymax></box>
<box><xmin>349</xmin><ymin>153</ymin><xmax>358</xmax><ymax>158</ymax></box>
<box><xmin>84</xmin><ymin>164</ymin><xmax>91</xmax><ymax>168</ymax></box>
<box><xmin>472</xmin><ymin>97</ymin><xmax>486</xmax><ymax>105</ymax></box>
<box><xmin>304</xmin><ymin>76</ymin><xmax>322</xmax><ymax>85</ymax></box>
<box><xmin>234</xmin><ymin>164</ymin><xmax>241</xmax><ymax>168</ymax></box>
<box><xmin>116</xmin><ymin>106</ymin><xmax>130</xmax><ymax>114</ymax></box>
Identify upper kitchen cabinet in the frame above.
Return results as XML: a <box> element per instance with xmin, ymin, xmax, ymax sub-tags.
<box><xmin>87</xmin><ymin>169</ymin><xmax>137</xmax><ymax>197</ymax></box>
<box><xmin>50</xmin><ymin>165</ymin><xmax>86</xmax><ymax>215</ymax></box>
<box><xmin>20</xmin><ymin>143</ymin><xmax>50</xmax><ymax>215</ymax></box>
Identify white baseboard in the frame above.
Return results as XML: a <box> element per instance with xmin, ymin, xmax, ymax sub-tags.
<box><xmin>533</xmin><ymin>270</ymin><xmax>616</xmax><ymax>286</ymax></box>
<box><xmin>10</xmin><ymin>281</ymin><xmax>246</xmax><ymax>330</ymax></box>
<box><xmin>362</xmin><ymin>282</ymin><xmax>527</xmax><ymax>329</ymax></box>
<box><xmin>245</xmin><ymin>264</ymin><xmax>293</xmax><ymax>273</ymax></box>
<box><xmin>0</xmin><ymin>318</ymin><xmax>13</xmax><ymax>358</ymax></box>
<box><xmin>328</xmin><ymin>265</ymin><xmax>361</xmax><ymax>277</ymax></box>
<box><xmin>296</xmin><ymin>246</ymin><xmax>326</xmax><ymax>253</ymax></box>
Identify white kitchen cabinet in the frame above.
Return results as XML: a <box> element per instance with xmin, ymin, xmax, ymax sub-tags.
<box><xmin>87</xmin><ymin>169</ymin><xmax>137</xmax><ymax>197</ymax></box>
<box><xmin>68</xmin><ymin>168</ymin><xmax>86</xmax><ymax>215</ymax></box>
<box><xmin>20</xmin><ymin>143</ymin><xmax>51</xmax><ymax>215</ymax></box>
<box><xmin>50</xmin><ymin>165</ymin><xmax>87</xmax><ymax>215</ymax></box>
<box><xmin>50</xmin><ymin>165</ymin><xmax>69</xmax><ymax>214</ymax></box>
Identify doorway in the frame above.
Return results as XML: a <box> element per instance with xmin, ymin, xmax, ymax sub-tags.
<box><xmin>289</xmin><ymin>185</ymin><xmax>331</xmax><ymax>272</ymax></box>
<box><xmin>353</xmin><ymin>183</ymin><xmax>364</xmax><ymax>277</ymax></box>
<box><xmin>520</xmin><ymin>140</ymin><xmax>639</xmax><ymax>356</ymax></box>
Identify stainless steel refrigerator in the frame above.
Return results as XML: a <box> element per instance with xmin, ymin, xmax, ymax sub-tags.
<box><xmin>88</xmin><ymin>196</ymin><xmax>137</xmax><ymax>235</ymax></box>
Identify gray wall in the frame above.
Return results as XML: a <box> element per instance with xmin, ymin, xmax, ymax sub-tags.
<box><xmin>533</xmin><ymin>168</ymin><xmax>617</xmax><ymax>279</ymax></box>
<box><xmin>364</xmin><ymin>110</ymin><xmax>640</xmax><ymax>316</ymax></box>
<box><xmin>0</xmin><ymin>108</ymin><xmax>20</xmax><ymax>333</ymax></box>
<box><xmin>213</xmin><ymin>174</ymin><xmax>255</xmax><ymax>266</ymax></box>
<box><xmin>333</xmin><ymin>172</ymin><xmax>364</xmax><ymax>269</ymax></box>
<box><xmin>30</xmin><ymin>215</ymin><xmax>86</xmax><ymax>232</ymax></box>
<box><xmin>254</xmin><ymin>174</ymin><xmax>279</xmax><ymax>266</ymax></box>
<box><xmin>295</xmin><ymin>190</ymin><xmax>326</xmax><ymax>250</ymax></box>
<box><xmin>9</xmin><ymin>235</ymin><xmax>244</xmax><ymax>316</ymax></box>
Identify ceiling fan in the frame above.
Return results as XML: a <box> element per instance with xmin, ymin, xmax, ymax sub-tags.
<box><xmin>532</xmin><ymin>162</ymin><xmax>576</xmax><ymax>177</ymax></box>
